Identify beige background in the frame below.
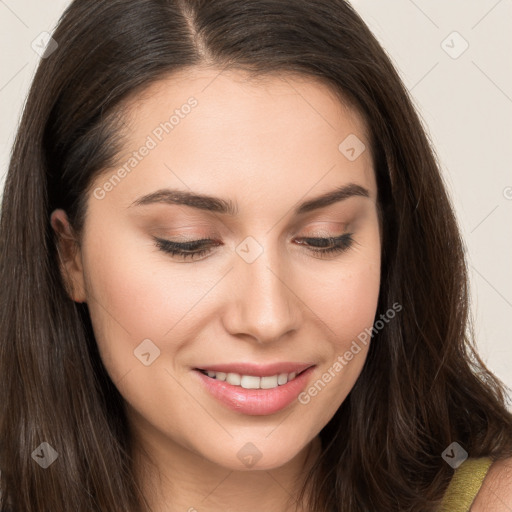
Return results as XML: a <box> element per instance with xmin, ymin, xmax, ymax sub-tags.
<box><xmin>1</xmin><ymin>1</ymin><xmax>511</xmax><ymax>399</ymax></box>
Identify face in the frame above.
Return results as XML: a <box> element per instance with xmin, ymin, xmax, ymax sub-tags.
<box><xmin>52</xmin><ymin>67</ymin><xmax>381</xmax><ymax>472</ymax></box>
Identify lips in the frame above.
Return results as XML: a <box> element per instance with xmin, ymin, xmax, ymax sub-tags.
<box><xmin>194</xmin><ymin>362</ymin><xmax>314</xmax><ymax>377</ymax></box>
<box><xmin>193</xmin><ymin>364</ymin><xmax>316</xmax><ymax>415</ymax></box>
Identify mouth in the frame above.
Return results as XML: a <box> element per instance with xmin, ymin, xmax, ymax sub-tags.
<box><xmin>194</xmin><ymin>367</ymin><xmax>311</xmax><ymax>390</ymax></box>
<box><xmin>193</xmin><ymin>364</ymin><xmax>316</xmax><ymax>416</ymax></box>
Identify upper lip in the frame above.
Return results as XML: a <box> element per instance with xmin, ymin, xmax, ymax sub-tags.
<box><xmin>195</xmin><ymin>362</ymin><xmax>315</xmax><ymax>377</ymax></box>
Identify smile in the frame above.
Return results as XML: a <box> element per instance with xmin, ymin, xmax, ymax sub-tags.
<box><xmin>196</xmin><ymin>368</ymin><xmax>307</xmax><ymax>389</ymax></box>
<box><xmin>193</xmin><ymin>365</ymin><xmax>316</xmax><ymax>415</ymax></box>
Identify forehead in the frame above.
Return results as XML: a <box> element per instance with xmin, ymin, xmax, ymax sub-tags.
<box><xmin>122</xmin><ymin>66</ymin><xmax>370</xmax><ymax>146</ymax></box>
<box><xmin>94</xmin><ymin>66</ymin><xmax>376</xmax><ymax>213</ymax></box>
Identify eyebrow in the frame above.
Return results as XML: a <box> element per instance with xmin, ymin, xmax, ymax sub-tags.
<box><xmin>129</xmin><ymin>183</ymin><xmax>370</xmax><ymax>216</ymax></box>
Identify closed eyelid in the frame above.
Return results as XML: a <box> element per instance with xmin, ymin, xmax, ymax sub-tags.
<box><xmin>154</xmin><ymin>232</ymin><xmax>355</xmax><ymax>261</ymax></box>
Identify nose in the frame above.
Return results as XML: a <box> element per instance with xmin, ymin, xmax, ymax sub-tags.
<box><xmin>222</xmin><ymin>240</ymin><xmax>302</xmax><ymax>345</ymax></box>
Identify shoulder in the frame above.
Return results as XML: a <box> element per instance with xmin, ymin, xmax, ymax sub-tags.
<box><xmin>471</xmin><ymin>456</ymin><xmax>512</xmax><ymax>511</ymax></box>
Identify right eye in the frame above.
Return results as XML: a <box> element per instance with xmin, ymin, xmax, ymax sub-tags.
<box><xmin>154</xmin><ymin>237</ymin><xmax>220</xmax><ymax>260</ymax></box>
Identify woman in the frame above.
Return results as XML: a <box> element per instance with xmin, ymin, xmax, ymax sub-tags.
<box><xmin>1</xmin><ymin>0</ymin><xmax>511</xmax><ymax>510</ymax></box>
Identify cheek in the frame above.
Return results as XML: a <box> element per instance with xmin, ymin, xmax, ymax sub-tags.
<box><xmin>326</xmin><ymin>259</ymin><xmax>379</xmax><ymax>367</ymax></box>
<box><xmin>81</xmin><ymin>229</ymin><xmax>186</xmax><ymax>383</ymax></box>
<box><xmin>335</xmin><ymin>258</ymin><xmax>380</xmax><ymax>339</ymax></box>
<box><xmin>300</xmin><ymin>225</ymin><xmax>380</xmax><ymax>415</ymax></box>
<box><xmin>311</xmin><ymin>220</ymin><xmax>381</xmax><ymax>346</ymax></box>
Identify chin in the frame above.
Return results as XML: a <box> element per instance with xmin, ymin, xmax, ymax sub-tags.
<box><xmin>201</xmin><ymin>438</ymin><xmax>310</xmax><ymax>472</ymax></box>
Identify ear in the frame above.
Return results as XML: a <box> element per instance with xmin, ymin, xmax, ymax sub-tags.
<box><xmin>50</xmin><ymin>209</ymin><xmax>87</xmax><ymax>303</ymax></box>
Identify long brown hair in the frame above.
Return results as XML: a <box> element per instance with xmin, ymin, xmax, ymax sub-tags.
<box><xmin>1</xmin><ymin>1</ymin><xmax>511</xmax><ymax>510</ymax></box>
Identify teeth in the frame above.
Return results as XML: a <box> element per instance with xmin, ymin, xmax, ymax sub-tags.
<box><xmin>226</xmin><ymin>372</ymin><xmax>241</xmax><ymax>386</ymax></box>
<box><xmin>200</xmin><ymin>369</ymin><xmax>301</xmax><ymax>389</ymax></box>
<box><xmin>260</xmin><ymin>375</ymin><xmax>277</xmax><ymax>389</ymax></box>
<box><xmin>241</xmin><ymin>375</ymin><xmax>260</xmax><ymax>389</ymax></box>
<box><xmin>277</xmin><ymin>373</ymin><xmax>288</xmax><ymax>385</ymax></box>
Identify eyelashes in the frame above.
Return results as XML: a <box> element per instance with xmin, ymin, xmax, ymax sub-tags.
<box><xmin>154</xmin><ymin>234</ymin><xmax>355</xmax><ymax>261</ymax></box>
<box><xmin>154</xmin><ymin>237</ymin><xmax>220</xmax><ymax>260</ymax></box>
<box><xmin>295</xmin><ymin>234</ymin><xmax>354</xmax><ymax>255</ymax></box>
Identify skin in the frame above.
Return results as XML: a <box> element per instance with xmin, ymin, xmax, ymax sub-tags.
<box><xmin>471</xmin><ymin>457</ymin><xmax>512</xmax><ymax>511</ymax></box>
<box><xmin>51</xmin><ymin>67</ymin><xmax>382</xmax><ymax>512</ymax></box>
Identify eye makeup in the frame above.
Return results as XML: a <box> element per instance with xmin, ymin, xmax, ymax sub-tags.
<box><xmin>153</xmin><ymin>233</ymin><xmax>355</xmax><ymax>261</ymax></box>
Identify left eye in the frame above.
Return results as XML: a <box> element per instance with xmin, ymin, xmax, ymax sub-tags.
<box><xmin>154</xmin><ymin>233</ymin><xmax>355</xmax><ymax>261</ymax></box>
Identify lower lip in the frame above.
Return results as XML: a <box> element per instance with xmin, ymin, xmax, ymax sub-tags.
<box><xmin>193</xmin><ymin>366</ymin><xmax>315</xmax><ymax>416</ymax></box>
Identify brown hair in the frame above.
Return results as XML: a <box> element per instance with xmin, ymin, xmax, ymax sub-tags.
<box><xmin>1</xmin><ymin>0</ymin><xmax>511</xmax><ymax>510</ymax></box>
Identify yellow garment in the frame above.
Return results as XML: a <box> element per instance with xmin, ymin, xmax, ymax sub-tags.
<box><xmin>440</xmin><ymin>457</ymin><xmax>493</xmax><ymax>511</ymax></box>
